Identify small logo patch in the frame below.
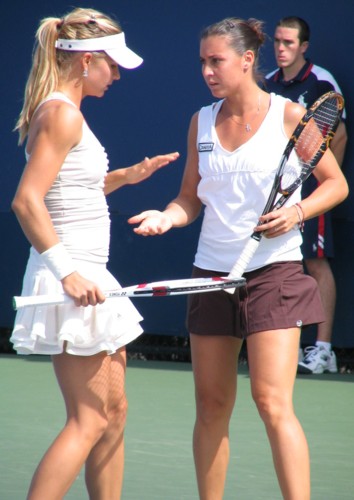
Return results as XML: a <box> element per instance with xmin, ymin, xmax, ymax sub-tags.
<box><xmin>198</xmin><ymin>142</ymin><xmax>214</xmax><ymax>152</ymax></box>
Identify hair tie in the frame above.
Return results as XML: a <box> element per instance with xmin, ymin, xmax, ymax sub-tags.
<box><xmin>56</xmin><ymin>19</ymin><xmax>64</xmax><ymax>30</ymax></box>
<box><xmin>88</xmin><ymin>14</ymin><xmax>97</xmax><ymax>24</ymax></box>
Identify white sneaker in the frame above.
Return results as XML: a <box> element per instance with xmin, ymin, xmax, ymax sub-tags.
<box><xmin>297</xmin><ymin>346</ymin><xmax>338</xmax><ymax>374</ymax></box>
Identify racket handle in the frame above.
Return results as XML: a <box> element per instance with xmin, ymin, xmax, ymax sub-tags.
<box><xmin>225</xmin><ymin>237</ymin><xmax>260</xmax><ymax>294</ymax></box>
<box><xmin>13</xmin><ymin>293</ymin><xmax>71</xmax><ymax>310</ymax></box>
<box><xmin>13</xmin><ymin>289</ymin><xmax>126</xmax><ymax>310</ymax></box>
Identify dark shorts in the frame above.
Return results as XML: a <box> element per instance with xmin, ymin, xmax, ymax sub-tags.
<box><xmin>301</xmin><ymin>175</ymin><xmax>334</xmax><ymax>259</ymax></box>
<box><xmin>187</xmin><ymin>262</ymin><xmax>325</xmax><ymax>339</ymax></box>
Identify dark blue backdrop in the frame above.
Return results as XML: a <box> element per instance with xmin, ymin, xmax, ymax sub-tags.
<box><xmin>1</xmin><ymin>0</ymin><xmax>353</xmax><ymax>346</ymax></box>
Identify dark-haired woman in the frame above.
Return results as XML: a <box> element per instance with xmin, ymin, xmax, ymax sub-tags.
<box><xmin>129</xmin><ymin>17</ymin><xmax>348</xmax><ymax>499</ymax></box>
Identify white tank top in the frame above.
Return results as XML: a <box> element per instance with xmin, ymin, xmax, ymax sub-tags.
<box><xmin>194</xmin><ymin>93</ymin><xmax>302</xmax><ymax>273</ymax></box>
<box><xmin>28</xmin><ymin>92</ymin><xmax>110</xmax><ymax>264</ymax></box>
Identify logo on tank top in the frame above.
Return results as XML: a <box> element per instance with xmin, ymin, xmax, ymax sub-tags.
<box><xmin>198</xmin><ymin>142</ymin><xmax>214</xmax><ymax>152</ymax></box>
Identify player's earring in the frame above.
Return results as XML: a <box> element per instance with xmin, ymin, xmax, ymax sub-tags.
<box><xmin>83</xmin><ymin>68</ymin><xmax>88</xmax><ymax>78</ymax></box>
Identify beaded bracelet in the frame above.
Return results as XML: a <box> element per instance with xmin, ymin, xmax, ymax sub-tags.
<box><xmin>294</xmin><ymin>203</ymin><xmax>305</xmax><ymax>232</ymax></box>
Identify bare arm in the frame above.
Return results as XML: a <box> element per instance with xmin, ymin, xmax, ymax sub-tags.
<box><xmin>104</xmin><ymin>152</ymin><xmax>180</xmax><ymax>195</ymax></box>
<box><xmin>256</xmin><ymin>101</ymin><xmax>349</xmax><ymax>236</ymax></box>
<box><xmin>297</xmin><ymin>146</ymin><xmax>348</xmax><ymax>221</ymax></box>
<box><xmin>128</xmin><ymin>113</ymin><xmax>202</xmax><ymax>235</ymax></box>
<box><xmin>12</xmin><ymin>103</ymin><xmax>82</xmax><ymax>253</ymax></box>
<box><xmin>285</xmin><ymin>103</ymin><xmax>348</xmax><ymax>219</ymax></box>
<box><xmin>11</xmin><ymin>102</ymin><xmax>105</xmax><ymax>306</ymax></box>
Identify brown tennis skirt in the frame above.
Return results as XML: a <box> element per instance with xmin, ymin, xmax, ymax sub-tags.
<box><xmin>187</xmin><ymin>261</ymin><xmax>324</xmax><ymax>339</ymax></box>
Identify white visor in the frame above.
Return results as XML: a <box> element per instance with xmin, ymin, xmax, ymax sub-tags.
<box><xmin>55</xmin><ymin>32</ymin><xmax>143</xmax><ymax>69</ymax></box>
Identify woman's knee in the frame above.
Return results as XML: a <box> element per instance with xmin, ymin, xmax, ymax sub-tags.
<box><xmin>195</xmin><ymin>390</ymin><xmax>235</xmax><ymax>425</ymax></box>
<box><xmin>108</xmin><ymin>393</ymin><xmax>128</xmax><ymax>430</ymax></box>
<box><xmin>87</xmin><ymin>390</ymin><xmax>128</xmax><ymax>444</ymax></box>
<box><xmin>252</xmin><ymin>390</ymin><xmax>290</xmax><ymax>426</ymax></box>
<box><xmin>66</xmin><ymin>412</ymin><xmax>110</xmax><ymax>448</ymax></box>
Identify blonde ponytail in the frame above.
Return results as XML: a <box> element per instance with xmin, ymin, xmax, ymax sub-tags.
<box><xmin>15</xmin><ymin>18</ymin><xmax>61</xmax><ymax>144</ymax></box>
<box><xmin>15</xmin><ymin>8</ymin><xmax>121</xmax><ymax>144</ymax></box>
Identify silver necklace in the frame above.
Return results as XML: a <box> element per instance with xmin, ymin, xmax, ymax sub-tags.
<box><xmin>230</xmin><ymin>94</ymin><xmax>261</xmax><ymax>132</ymax></box>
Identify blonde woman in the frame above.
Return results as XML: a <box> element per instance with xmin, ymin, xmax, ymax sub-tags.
<box><xmin>11</xmin><ymin>7</ymin><xmax>179</xmax><ymax>499</ymax></box>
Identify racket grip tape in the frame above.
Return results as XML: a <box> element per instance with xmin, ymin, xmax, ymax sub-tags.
<box><xmin>225</xmin><ymin>237</ymin><xmax>260</xmax><ymax>294</ymax></box>
<box><xmin>13</xmin><ymin>294</ymin><xmax>70</xmax><ymax>310</ymax></box>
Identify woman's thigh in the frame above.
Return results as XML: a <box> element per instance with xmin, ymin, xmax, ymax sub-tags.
<box><xmin>247</xmin><ymin>328</ymin><xmax>300</xmax><ymax>404</ymax></box>
<box><xmin>52</xmin><ymin>349</ymin><xmax>126</xmax><ymax>419</ymax></box>
<box><xmin>190</xmin><ymin>334</ymin><xmax>243</xmax><ymax>408</ymax></box>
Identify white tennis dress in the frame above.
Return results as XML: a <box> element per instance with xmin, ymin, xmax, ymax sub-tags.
<box><xmin>11</xmin><ymin>92</ymin><xmax>143</xmax><ymax>356</ymax></box>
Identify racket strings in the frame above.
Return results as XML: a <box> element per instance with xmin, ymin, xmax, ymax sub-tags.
<box><xmin>313</xmin><ymin>99</ymin><xmax>341</xmax><ymax>132</ymax></box>
<box><xmin>295</xmin><ymin>100</ymin><xmax>340</xmax><ymax>165</ymax></box>
<box><xmin>312</xmin><ymin>102</ymin><xmax>340</xmax><ymax>144</ymax></box>
<box><xmin>280</xmin><ymin>162</ymin><xmax>302</xmax><ymax>191</ymax></box>
<box><xmin>279</xmin><ymin>96</ymin><xmax>342</xmax><ymax>196</ymax></box>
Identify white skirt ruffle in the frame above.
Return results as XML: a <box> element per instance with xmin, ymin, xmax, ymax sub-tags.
<box><xmin>11</xmin><ymin>249</ymin><xmax>144</xmax><ymax>356</ymax></box>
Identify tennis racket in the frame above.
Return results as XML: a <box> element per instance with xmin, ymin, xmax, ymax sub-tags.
<box><xmin>226</xmin><ymin>90</ymin><xmax>344</xmax><ymax>284</ymax></box>
<box><xmin>13</xmin><ymin>276</ymin><xmax>246</xmax><ymax>309</ymax></box>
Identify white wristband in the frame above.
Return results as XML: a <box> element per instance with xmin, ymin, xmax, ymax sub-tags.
<box><xmin>40</xmin><ymin>243</ymin><xmax>76</xmax><ymax>281</ymax></box>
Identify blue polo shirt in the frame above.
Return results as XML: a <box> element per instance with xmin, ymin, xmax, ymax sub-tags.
<box><xmin>264</xmin><ymin>59</ymin><xmax>345</xmax><ymax>116</ymax></box>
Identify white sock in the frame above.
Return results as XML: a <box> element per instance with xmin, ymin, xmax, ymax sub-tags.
<box><xmin>316</xmin><ymin>341</ymin><xmax>331</xmax><ymax>352</ymax></box>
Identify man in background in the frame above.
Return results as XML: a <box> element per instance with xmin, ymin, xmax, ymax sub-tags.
<box><xmin>264</xmin><ymin>16</ymin><xmax>348</xmax><ymax>374</ymax></box>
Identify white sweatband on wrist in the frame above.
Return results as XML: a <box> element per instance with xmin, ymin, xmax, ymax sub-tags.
<box><xmin>40</xmin><ymin>243</ymin><xmax>76</xmax><ymax>281</ymax></box>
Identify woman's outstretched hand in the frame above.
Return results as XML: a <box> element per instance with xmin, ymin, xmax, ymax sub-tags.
<box><xmin>126</xmin><ymin>152</ymin><xmax>180</xmax><ymax>185</ymax></box>
<box><xmin>104</xmin><ymin>152</ymin><xmax>179</xmax><ymax>194</ymax></box>
<box><xmin>128</xmin><ymin>210</ymin><xmax>173</xmax><ymax>235</ymax></box>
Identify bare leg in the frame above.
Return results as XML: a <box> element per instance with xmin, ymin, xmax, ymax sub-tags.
<box><xmin>247</xmin><ymin>328</ymin><xmax>310</xmax><ymax>500</ymax></box>
<box><xmin>190</xmin><ymin>334</ymin><xmax>242</xmax><ymax>500</ymax></box>
<box><xmin>305</xmin><ymin>257</ymin><xmax>336</xmax><ymax>343</ymax></box>
<box><xmin>27</xmin><ymin>349</ymin><xmax>126</xmax><ymax>500</ymax></box>
<box><xmin>85</xmin><ymin>349</ymin><xmax>127</xmax><ymax>499</ymax></box>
